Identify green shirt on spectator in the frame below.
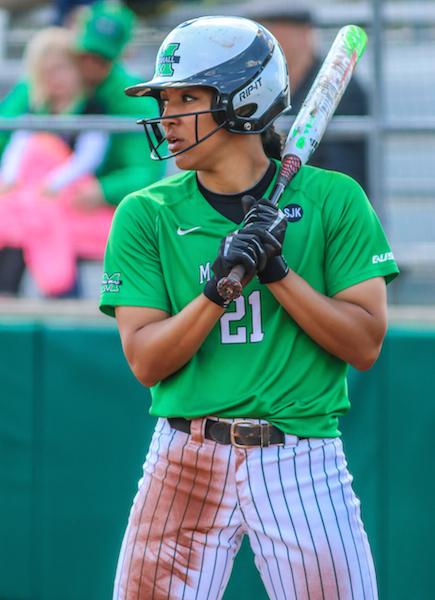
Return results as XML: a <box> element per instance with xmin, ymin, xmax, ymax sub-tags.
<box><xmin>0</xmin><ymin>62</ymin><xmax>164</xmax><ymax>205</ymax></box>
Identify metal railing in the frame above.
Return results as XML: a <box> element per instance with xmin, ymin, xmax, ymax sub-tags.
<box><xmin>2</xmin><ymin>114</ymin><xmax>435</xmax><ymax>135</ymax></box>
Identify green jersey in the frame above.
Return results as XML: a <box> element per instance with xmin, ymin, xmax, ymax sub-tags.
<box><xmin>100</xmin><ymin>162</ymin><xmax>399</xmax><ymax>437</ymax></box>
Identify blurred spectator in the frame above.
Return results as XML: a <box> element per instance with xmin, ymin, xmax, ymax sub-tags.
<box><xmin>0</xmin><ymin>0</ymin><xmax>164</xmax><ymax>296</ymax></box>
<box><xmin>1</xmin><ymin>1</ymin><xmax>164</xmax><ymax>202</ymax></box>
<box><xmin>0</xmin><ymin>26</ymin><xmax>108</xmax><ymax>194</ymax></box>
<box><xmin>251</xmin><ymin>6</ymin><xmax>369</xmax><ymax>192</ymax></box>
<box><xmin>0</xmin><ymin>27</ymin><xmax>113</xmax><ymax>296</ymax></box>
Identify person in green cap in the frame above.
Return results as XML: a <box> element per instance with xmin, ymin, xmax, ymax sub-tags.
<box><xmin>1</xmin><ymin>0</ymin><xmax>163</xmax><ymax>205</ymax></box>
<box><xmin>71</xmin><ymin>0</ymin><xmax>164</xmax><ymax>208</ymax></box>
<box><xmin>0</xmin><ymin>0</ymin><xmax>164</xmax><ymax>295</ymax></box>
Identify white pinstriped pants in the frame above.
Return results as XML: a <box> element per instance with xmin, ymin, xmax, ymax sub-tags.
<box><xmin>113</xmin><ymin>418</ymin><xmax>378</xmax><ymax>600</ymax></box>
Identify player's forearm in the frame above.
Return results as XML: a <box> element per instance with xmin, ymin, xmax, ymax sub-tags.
<box><xmin>268</xmin><ymin>270</ymin><xmax>385</xmax><ymax>370</ymax></box>
<box><xmin>124</xmin><ymin>295</ymin><xmax>224</xmax><ymax>387</ymax></box>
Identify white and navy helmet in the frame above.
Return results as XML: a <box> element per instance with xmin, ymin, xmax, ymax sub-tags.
<box><xmin>125</xmin><ymin>16</ymin><xmax>290</xmax><ymax>158</ymax></box>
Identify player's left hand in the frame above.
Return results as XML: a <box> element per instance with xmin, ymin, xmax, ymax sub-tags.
<box><xmin>241</xmin><ymin>195</ymin><xmax>289</xmax><ymax>284</ymax></box>
<box><xmin>212</xmin><ymin>230</ymin><xmax>268</xmax><ymax>284</ymax></box>
<box><xmin>203</xmin><ymin>230</ymin><xmax>268</xmax><ymax>307</ymax></box>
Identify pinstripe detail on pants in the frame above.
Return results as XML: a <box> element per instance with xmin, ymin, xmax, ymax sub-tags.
<box><xmin>180</xmin><ymin>439</ymin><xmax>219</xmax><ymax>600</ymax></box>
<box><xmin>307</xmin><ymin>440</ymin><xmax>340</xmax><ymax>597</ymax></box>
<box><xmin>116</xmin><ymin>418</ymin><xmax>169</xmax><ymax>597</ymax></box>
<box><xmin>292</xmin><ymin>446</ymin><xmax>325</xmax><ymax>599</ymax></box>
<box><xmin>194</xmin><ymin>445</ymin><xmax>233</xmax><ymax>599</ymax></box>
<box><xmin>277</xmin><ymin>446</ymin><xmax>310</xmax><ymax>598</ymax></box>
<box><xmin>113</xmin><ymin>419</ymin><xmax>378</xmax><ymax>599</ymax></box>
<box><xmin>331</xmin><ymin>439</ymin><xmax>377</xmax><ymax>599</ymax></box>
<box><xmin>321</xmin><ymin>441</ymin><xmax>354</xmax><ymax>598</ymax></box>
<box><xmin>259</xmin><ymin>446</ymin><xmax>297</xmax><ymax>597</ymax></box>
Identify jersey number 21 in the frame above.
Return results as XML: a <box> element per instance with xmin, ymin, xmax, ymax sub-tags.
<box><xmin>220</xmin><ymin>291</ymin><xmax>264</xmax><ymax>344</ymax></box>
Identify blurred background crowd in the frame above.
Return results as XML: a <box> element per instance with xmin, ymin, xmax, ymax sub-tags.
<box><xmin>0</xmin><ymin>0</ymin><xmax>434</xmax><ymax>305</ymax></box>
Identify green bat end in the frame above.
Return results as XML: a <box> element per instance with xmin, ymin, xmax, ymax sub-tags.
<box><xmin>342</xmin><ymin>24</ymin><xmax>368</xmax><ymax>60</ymax></box>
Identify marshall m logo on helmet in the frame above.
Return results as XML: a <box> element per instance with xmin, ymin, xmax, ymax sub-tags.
<box><xmin>158</xmin><ymin>43</ymin><xmax>181</xmax><ymax>77</ymax></box>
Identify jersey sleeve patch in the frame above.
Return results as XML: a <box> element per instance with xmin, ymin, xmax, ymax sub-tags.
<box><xmin>101</xmin><ymin>272</ymin><xmax>122</xmax><ymax>293</ymax></box>
<box><xmin>99</xmin><ymin>193</ymin><xmax>172</xmax><ymax>318</ymax></box>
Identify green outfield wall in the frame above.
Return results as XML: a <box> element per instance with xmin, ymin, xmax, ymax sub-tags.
<box><xmin>0</xmin><ymin>321</ymin><xmax>433</xmax><ymax>600</ymax></box>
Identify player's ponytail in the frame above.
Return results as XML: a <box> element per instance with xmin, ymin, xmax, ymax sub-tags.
<box><xmin>261</xmin><ymin>125</ymin><xmax>282</xmax><ymax>160</ymax></box>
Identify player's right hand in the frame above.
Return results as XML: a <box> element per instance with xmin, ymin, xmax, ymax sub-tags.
<box><xmin>241</xmin><ymin>195</ymin><xmax>288</xmax><ymax>258</ymax></box>
<box><xmin>241</xmin><ymin>195</ymin><xmax>289</xmax><ymax>285</ymax></box>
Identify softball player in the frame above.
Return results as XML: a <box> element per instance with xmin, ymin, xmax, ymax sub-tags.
<box><xmin>100</xmin><ymin>16</ymin><xmax>399</xmax><ymax>600</ymax></box>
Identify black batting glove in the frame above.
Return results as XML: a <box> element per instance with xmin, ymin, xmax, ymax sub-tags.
<box><xmin>241</xmin><ymin>195</ymin><xmax>289</xmax><ymax>283</ymax></box>
<box><xmin>242</xmin><ymin>195</ymin><xmax>288</xmax><ymax>258</ymax></box>
<box><xmin>212</xmin><ymin>231</ymin><xmax>268</xmax><ymax>283</ymax></box>
<box><xmin>257</xmin><ymin>256</ymin><xmax>289</xmax><ymax>283</ymax></box>
<box><xmin>203</xmin><ymin>231</ymin><xmax>268</xmax><ymax>307</ymax></box>
<box><xmin>204</xmin><ymin>231</ymin><xmax>267</xmax><ymax>306</ymax></box>
<box><xmin>203</xmin><ymin>277</ymin><xmax>231</xmax><ymax>308</ymax></box>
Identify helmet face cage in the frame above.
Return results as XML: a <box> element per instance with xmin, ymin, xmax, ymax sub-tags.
<box><xmin>138</xmin><ymin>107</ymin><xmax>227</xmax><ymax>160</ymax></box>
<box><xmin>127</xmin><ymin>16</ymin><xmax>290</xmax><ymax>160</ymax></box>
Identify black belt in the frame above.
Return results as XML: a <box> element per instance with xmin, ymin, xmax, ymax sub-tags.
<box><xmin>168</xmin><ymin>417</ymin><xmax>286</xmax><ymax>448</ymax></box>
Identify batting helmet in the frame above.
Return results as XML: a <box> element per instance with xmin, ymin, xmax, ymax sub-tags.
<box><xmin>125</xmin><ymin>15</ymin><xmax>290</xmax><ymax>159</ymax></box>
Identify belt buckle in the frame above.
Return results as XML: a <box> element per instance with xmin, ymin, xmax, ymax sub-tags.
<box><xmin>230</xmin><ymin>420</ymin><xmax>258</xmax><ymax>449</ymax></box>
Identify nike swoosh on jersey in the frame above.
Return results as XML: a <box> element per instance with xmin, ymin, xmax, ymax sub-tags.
<box><xmin>177</xmin><ymin>226</ymin><xmax>202</xmax><ymax>236</ymax></box>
